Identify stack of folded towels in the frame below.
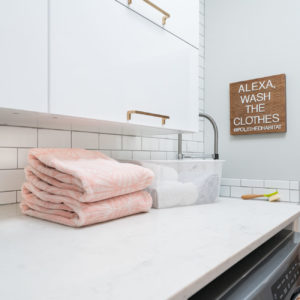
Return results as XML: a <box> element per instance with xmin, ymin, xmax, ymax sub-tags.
<box><xmin>20</xmin><ymin>148</ymin><xmax>154</xmax><ymax>227</ymax></box>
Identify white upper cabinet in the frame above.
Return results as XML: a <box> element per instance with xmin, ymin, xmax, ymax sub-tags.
<box><xmin>49</xmin><ymin>0</ymin><xmax>198</xmax><ymax>132</ymax></box>
<box><xmin>0</xmin><ymin>0</ymin><xmax>48</xmax><ymax>112</ymax></box>
<box><xmin>116</xmin><ymin>0</ymin><xmax>199</xmax><ymax>48</ymax></box>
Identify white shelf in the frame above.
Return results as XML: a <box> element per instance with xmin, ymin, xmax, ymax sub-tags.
<box><xmin>0</xmin><ymin>107</ymin><xmax>193</xmax><ymax>136</ymax></box>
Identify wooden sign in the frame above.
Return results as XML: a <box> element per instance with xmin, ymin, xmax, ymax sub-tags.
<box><xmin>230</xmin><ymin>74</ymin><xmax>286</xmax><ymax>135</ymax></box>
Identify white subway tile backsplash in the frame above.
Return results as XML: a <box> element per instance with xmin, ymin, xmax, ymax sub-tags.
<box><xmin>0</xmin><ymin>126</ymin><xmax>37</xmax><ymax>147</ymax></box>
<box><xmin>182</xmin><ymin>134</ymin><xmax>193</xmax><ymax>141</ymax></box>
<box><xmin>38</xmin><ymin>129</ymin><xmax>71</xmax><ymax>148</ymax></box>
<box><xmin>290</xmin><ymin>191</ymin><xmax>300</xmax><ymax>203</ymax></box>
<box><xmin>98</xmin><ymin>150</ymin><xmax>112</xmax><ymax>157</ymax></box>
<box><xmin>220</xmin><ymin>186</ymin><xmax>230</xmax><ymax>197</ymax></box>
<box><xmin>290</xmin><ymin>181</ymin><xmax>299</xmax><ymax>190</ymax></box>
<box><xmin>0</xmin><ymin>170</ymin><xmax>25</xmax><ymax>192</ymax></box>
<box><xmin>186</xmin><ymin>141</ymin><xmax>203</xmax><ymax>153</ymax></box>
<box><xmin>111</xmin><ymin>151</ymin><xmax>132</xmax><ymax>160</ymax></box>
<box><xmin>122</xmin><ymin>136</ymin><xmax>141</xmax><ymax>151</ymax></box>
<box><xmin>264</xmin><ymin>180</ymin><xmax>289</xmax><ymax>189</ymax></box>
<box><xmin>0</xmin><ymin>148</ymin><xmax>17</xmax><ymax>169</ymax></box>
<box><xmin>99</xmin><ymin>134</ymin><xmax>122</xmax><ymax>150</ymax></box>
<box><xmin>198</xmin><ymin>122</ymin><xmax>204</xmax><ymax>133</ymax></box>
<box><xmin>0</xmin><ymin>191</ymin><xmax>16</xmax><ymax>204</ymax></box>
<box><xmin>150</xmin><ymin>152</ymin><xmax>167</xmax><ymax>160</ymax></box>
<box><xmin>17</xmin><ymin>191</ymin><xmax>23</xmax><ymax>203</ymax></box>
<box><xmin>231</xmin><ymin>186</ymin><xmax>252</xmax><ymax>198</ymax></box>
<box><xmin>192</xmin><ymin>132</ymin><xmax>204</xmax><ymax>142</ymax></box>
<box><xmin>72</xmin><ymin>131</ymin><xmax>98</xmax><ymax>149</ymax></box>
<box><xmin>241</xmin><ymin>179</ymin><xmax>264</xmax><ymax>188</ymax></box>
<box><xmin>167</xmin><ymin>152</ymin><xmax>178</xmax><ymax>160</ymax></box>
<box><xmin>159</xmin><ymin>139</ymin><xmax>177</xmax><ymax>152</ymax></box>
<box><xmin>221</xmin><ymin>178</ymin><xmax>241</xmax><ymax>187</ymax></box>
<box><xmin>277</xmin><ymin>189</ymin><xmax>290</xmax><ymax>202</ymax></box>
<box><xmin>132</xmin><ymin>151</ymin><xmax>150</xmax><ymax>160</ymax></box>
<box><xmin>17</xmin><ymin>148</ymin><xmax>30</xmax><ymax>168</ymax></box>
<box><xmin>142</xmin><ymin>137</ymin><xmax>159</xmax><ymax>151</ymax></box>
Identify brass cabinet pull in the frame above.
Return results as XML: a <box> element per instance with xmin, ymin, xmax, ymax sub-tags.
<box><xmin>127</xmin><ymin>110</ymin><xmax>170</xmax><ymax>125</ymax></box>
<box><xmin>128</xmin><ymin>0</ymin><xmax>170</xmax><ymax>25</ymax></box>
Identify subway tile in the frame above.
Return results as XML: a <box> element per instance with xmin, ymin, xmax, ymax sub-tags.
<box><xmin>0</xmin><ymin>126</ymin><xmax>37</xmax><ymax>147</ymax></box>
<box><xmin>17</xmin><ymin>191</ymin><xmax>23</xmax><ymax>203</ymax></box>
<box><xmin>98</xmin><ymin>150</ymin><xmax>112</xmax><ymax>157</ymax></box>
<box><xmin>132</xmin><ymin>151</ymin><xmax>150</xmax><ymax>160</ymax></box>
<box><xmin>0</xmin><ymin>148</ymin><xmax>17</xmax><ymax>169</ymax></box>
<box><xmin>199</xmin><ymin>55</ymin><xmax>204</xmax><ymax>66</ymax></box>
<box><xmin>264</xmin><ymin>180</ymin><xmax>289</xmax><ymax>189</ymax></box>
<box><xmin>277</xmin><ymin>189</ymin><xmax>290</xmax><ymax>202</ymax></box>
<box><xmin>150</xmin><ymin>152</ymin><xmax>167</xmax><ymax>160</ymax></box>
<box><xmin>142</xmin><ymin>137</ymin><xmax>159</xmax><ymax>151</ymax></box>
<box><xmin>199</xmin><ymin>100</ymin><xmax>204</xmax><ymax>111</ymax></box>
<box><xmin>38</xmin><ymin>129</ymin><xmax>71</xmax><ymax>148</ymax></box>
<box><xmin>199</xmin><ymin>78</ymin><xmax>204</xmax><ymax>89</ymax></box>
<box><xmin>99</xmin><ymin>134</ymin><xmax>122</xmax><ymax>150</ymax></box>
<box><xmin>0</xmin><ymin>170</ymin><xmax>25</xmax><ymax>192</ymax></box>
<box><xmin>241</xmin><ymin>179</ymin><xmax>264</xmax><ymax>188</ymax></box>
<box><xmin>199</xmin><ymin>88</ymin><xmax>204</xmax><ymax>99</ymax></box>
<box><xmin>199</xmin><ymin>46</ymin><xmax>204</xmax><ymax>57</ymax></box>
<box><xmin>111</xmin><ymin>151</ymin><xmax>132</xmax><ymax>160</ymax></box>
<box><xmin>0</xmin><ymin>191</ymin><xmax>16</xmax><ymax>205</ymax></box>
<box><xmin>192</xmin><ymin>132</ymin><xmax>204</xmax><ymax>142</ymax></box>
<box><xmin>182</xmin><ymin>134</ymin><xmax>193</xmax><ymax>141</ymax></box>
<box><xmin>164</xmin><ymin>134</ymin><xmax>178</xmax><ymax>140</ymax></box>
<box><xmin>221</xmin><ymin>178</ymin><xmax>241</xmax><ymax>186</ymax></box>
<box><xmin>290</xmin><ymin>191</ymin><xmax>300</xmax><ymax>203</ymax></box>
<box><xmin>18</xmin><ymin>148</ymin><xmax>30</xmax><ymax>168</ymax></box>
<box><xmin>186</xmin><ymin>141</ymin><xmax>204</xmax><ymax>153</ymax></box>
<box><xmin>72</xmin><ymin>131</ymin><xmax>98</xmax><ymax>149</ymax></box>
<box><xmin>166</xmin><ymin>152</ymin><xmax>178</xmax><ymax>160</ymax></box>
<box><xmin>159</xmin><ymin>139</ymin><xmax>177</xmax><ymax>152</ymax></box>
<box><xmin>198</xmin><ymin>120</ymin><xmax>204</xmax><ymax>131</ymax></box>
<box><xmin>182</xmin><ymin>141</ymin><xmax>188</xmax><ymax>153</ymax></box>
<box><xmin>122</xmin><ymin>136</ymin><xmax>141</xmax><ymax>151</ymax></box>
<box><xmin>220</xmin><ymin>186</ymin><xmax>230</xmax><ymax>197</ymax></box>
<box><xmin>231</xmin><ymin>186</ymin><xmax>252</xmax><ymax>198</ymax></box>
<box><xmin>290</xmin><ymin>181</ymin><xmax>299</xmax><ymax>190</ymax></box>
<box><xmin>199</xmin><ymin>67</ymin><xmax>204</xmax><ymax>78</ymax></box>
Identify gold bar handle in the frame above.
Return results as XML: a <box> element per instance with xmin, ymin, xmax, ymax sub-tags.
<box><xmin>128</xmin><ymin>0</ymin><xmax>170</xmax><ymax>25</ymax></box>
<box><xmin>127</xmin><ymin>110</ymin><xmax>170</xmax><ymax>125</ymax></box>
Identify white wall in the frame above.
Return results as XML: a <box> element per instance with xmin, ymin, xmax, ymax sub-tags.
<box><xmin>205</xmin><ymin>0</ymin><xmax>300</xmax><ymax>181</ymax></box>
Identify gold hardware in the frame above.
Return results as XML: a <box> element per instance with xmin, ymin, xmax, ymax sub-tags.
<box><xmin>128</xmin><ymin>0</ymin><xmax>170</xmax><ymax>25</ymax></box>
<box><xmin>127</xmin><ymin>110</ymin><xmax>170</xmax><ymax>125</ymax></box>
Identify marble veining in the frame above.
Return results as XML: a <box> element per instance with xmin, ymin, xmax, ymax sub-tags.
<box><xmin>0</xmin><ymin>198</ymin><xmax>300</xmax><ymax>300</ymax></box>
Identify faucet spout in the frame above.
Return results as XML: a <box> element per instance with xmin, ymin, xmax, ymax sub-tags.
<box><xmin>178</xmin><ymin>112</ymin><xmax>219</xmax><ymax>160</ymax></box>
<box><xmin>199</xmin><ymin>113</ymin><xmax>219</xmax><ymax>160</ymax></box>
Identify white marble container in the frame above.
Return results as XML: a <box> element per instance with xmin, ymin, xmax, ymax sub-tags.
<box><xmin>136</xmin><ymin>159</ymin><xmax>224</xmax><ymax>208</ymax></box>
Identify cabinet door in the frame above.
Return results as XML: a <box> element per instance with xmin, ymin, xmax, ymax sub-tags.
<box><xmin>0</xmin><ymin>0</ymin><xmax>47</xmax><ymax>112</ymax></box>
<box><xmin>116</xmin><ymin>0</ymin><xmax>199</xmax><ymax>48</ymax></box>
<box><xmin>50</xmin><ymin>0</ymin><xmax>198</xmax><ymax>131</ymax></box>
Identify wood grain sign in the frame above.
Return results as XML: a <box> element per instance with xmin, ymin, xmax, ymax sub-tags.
<box><xmin>230</xmin><ymin>74</ymin><xmax>286</xmax><ymax>135</ymax></box>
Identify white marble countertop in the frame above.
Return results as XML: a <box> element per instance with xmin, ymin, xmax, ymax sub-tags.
<box><xmin>1</xmin><ymin>198</ymin><xmax>300</xmax><ymax>300</ymax></box>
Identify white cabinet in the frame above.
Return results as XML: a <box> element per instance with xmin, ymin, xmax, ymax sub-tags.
<box><xmin>116</xmin><ymin>0</ymin><xmax>199</xmax><ymax>48</ymax></box>
<box><xmin>0</xmin><ymin>0</ymin><xmax>48</xmax><ymax>112</ymax></box>
<box><xmin>49</xmin><ymin>0</ymin><xmax>198</xmax><ymax>131</ymax></box>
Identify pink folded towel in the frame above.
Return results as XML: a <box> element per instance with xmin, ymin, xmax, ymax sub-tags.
<box><xmin>21</xmin><ymin>183</ymin><xmax>152</xmax><ymax>227</ymax></box>
<box><xmin>20</xmin><ymin>148</ymin><xmax>154</xmax><ymax>227</ymax></box>
<box><xmin>27</xmin><ymin>148</ymin><xmax>154</xmax><ymax>202</ymax></box>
